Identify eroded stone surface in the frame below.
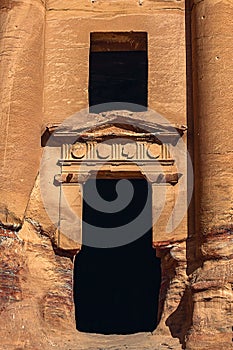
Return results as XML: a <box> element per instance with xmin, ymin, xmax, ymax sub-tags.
<box><xmin>0</xmin><ymin>0</ymin><xmax>45</xmax><ymax>222</ymax></box>
<box><xmin>0</xmin><ymin>0</ymin><xmax>232</xmax><ymax>349</ymax></box>
<box><xmin>187</xmin><ymin>0</ymin><xmax>233</xmax><ymax>348</ymax></box>
<box><xmin>0</xmin><ymin>225</ymin><xmax>184</xmax><ymax>350</ymax></box>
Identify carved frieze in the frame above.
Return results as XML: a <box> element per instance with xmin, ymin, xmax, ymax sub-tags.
<box><xmin>62</xmin><ymin>141</ymin><xmax>171</xmax><ymax>162</ymax></box>
<box><xmin>52</xmin><ymin>117</ymin><xmax>186</xmax><ymax>185</ymax></box>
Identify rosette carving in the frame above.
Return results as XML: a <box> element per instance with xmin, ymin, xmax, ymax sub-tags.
<box><xmin>71</xmin><ymin>143</ymin><xmax>86</xmax><ymax>159</ymax></box>
<box><xmin>147</xmin><ymin>144</ymin><xmax>160</xmax><ymax>159</ymax></box>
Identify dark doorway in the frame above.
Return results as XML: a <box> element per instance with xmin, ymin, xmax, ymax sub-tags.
<box><xmin>89</xmin><ymin>32</ymin><xmax>148</xmax><ymax>113</ymax></box>
<box><xmin>73</xmin><ymin>179</ymin><xmax>161</xmax><ymax>334</ymax></box>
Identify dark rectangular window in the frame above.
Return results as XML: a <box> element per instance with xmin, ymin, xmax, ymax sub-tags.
<box><xmin>89</xmin><ymin>32</ymin><xmax>148</xmax><ymax>113</ymax></box>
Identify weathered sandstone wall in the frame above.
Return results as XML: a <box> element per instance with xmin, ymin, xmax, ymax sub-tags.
<box><xmin>44</xmin><ymin>0</ymin><xmax>186</xmax><ymax>125</ymax></box>
<box><xmin>186</xmin><ymin>0</ymin><xmax>233</xmax><ymax>348</ymax></box>
<box><xmin>0</xmin><ymin>0</ymin><xmax>45</xmax><ymax>225</ymax></box>
<box><xmin>0</xmin><ymin>1</ymin><xmax>189</xmax><ymax>348</ymax></box>
<box><xmin>1</xmin><ymin>0</ymin><xmax>232</xmax><ymax>349</ymax></box>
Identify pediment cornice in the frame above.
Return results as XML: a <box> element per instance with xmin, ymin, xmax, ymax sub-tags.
<box><xmin>43</xmin><ymin>111</ymin><xmax>187</xmax><ymax>146</ymax></box>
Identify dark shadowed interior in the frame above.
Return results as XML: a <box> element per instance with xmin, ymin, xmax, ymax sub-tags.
<box><xmin>89</xmin><ymin>32</ymin><xmax>148</xmax><ymax>113</ymax></box>
<box><xmin>73</xmin><ymin>179</ymin><xmax>161</xmax><ymax>335</ymax></box>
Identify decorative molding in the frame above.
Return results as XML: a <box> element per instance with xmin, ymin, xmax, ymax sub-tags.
<box><xmin>51</xmin><ymin>118</ymin><xmax>186</xmax><ymax>186</ymax></box>
<box><xmin>54</xmin><ymin>172</ymin><xmax>179</xmax><ymax>185</ymax></box>
<box><xmin>61</xmin><ymin>140</ymin><xmax>171</xmax><ymax>162</ymax></box>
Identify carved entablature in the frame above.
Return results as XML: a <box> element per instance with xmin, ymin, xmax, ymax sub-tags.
<box><xmin>43</xmin><ymin>113</ymin><xmax>187</xmax><ymax>249</ymax></box>
<box><xmin>62</xmin><ymin>139</ymin><xmax>170</xmax><ymax>162</ymax></box>
<box><xmin>48</xmin><ymin>113</ymin><xmax>186</xmax><ymax>184</ymax></box>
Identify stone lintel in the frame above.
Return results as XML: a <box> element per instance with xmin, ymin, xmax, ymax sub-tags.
<box><xmin>54</xmin><ymin>171</ymin><xmax>179</xmax><ymax>185</ymax></box>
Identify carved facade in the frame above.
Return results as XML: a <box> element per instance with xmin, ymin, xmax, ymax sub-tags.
<box><xmin>46</xmin><ymin>115</ymin><xmax>187</xmax><ymax>250</ymax></box>
<box><xmin>0</xmin><ymin>0</ymin><xmax>232</xmax><ymax>349</ymax></box>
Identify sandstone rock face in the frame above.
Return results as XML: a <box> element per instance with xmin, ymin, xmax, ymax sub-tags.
<box><xmin>0</xmin><ymin>223</ymin><xmax>75</xmax><ymax>350</ymax></box>
<box><xmin>44</xmin><ymin>0</ymin><xmax>186</xmax><ymax>125</ymax></box>
<box><xmin>0</xmin><ymin>0</ymin><xmax>232</xmax><ymax>349</ymax></box>
<box><xmin>0</xmin><ymin>224</ymin><xmax>185</xmax><ymax>350</ymax></box>
<box><xmin>0</xmin><ymin>0</ymin><xmax>45</xmax><ymax>224</ymax></box>
<box><xmin>186</xmin><ymin>0</ymin><xmax>233</xmax><ymax>349</ymax></box>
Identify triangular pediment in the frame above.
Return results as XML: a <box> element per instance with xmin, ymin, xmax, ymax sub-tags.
<box><xmin>84</xmin><ymin>123</ymin><xmax>145</xmax><ymax>135</ymax></box>
<box><xmin>76</xmin><ymin>122</ymin><xmax>156</xmax><ymax>139</ymax></box>
<box><xmin>42</xmin><ymin>111</ymin><xmax>187</xmax><ymax>146</ymax></box>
